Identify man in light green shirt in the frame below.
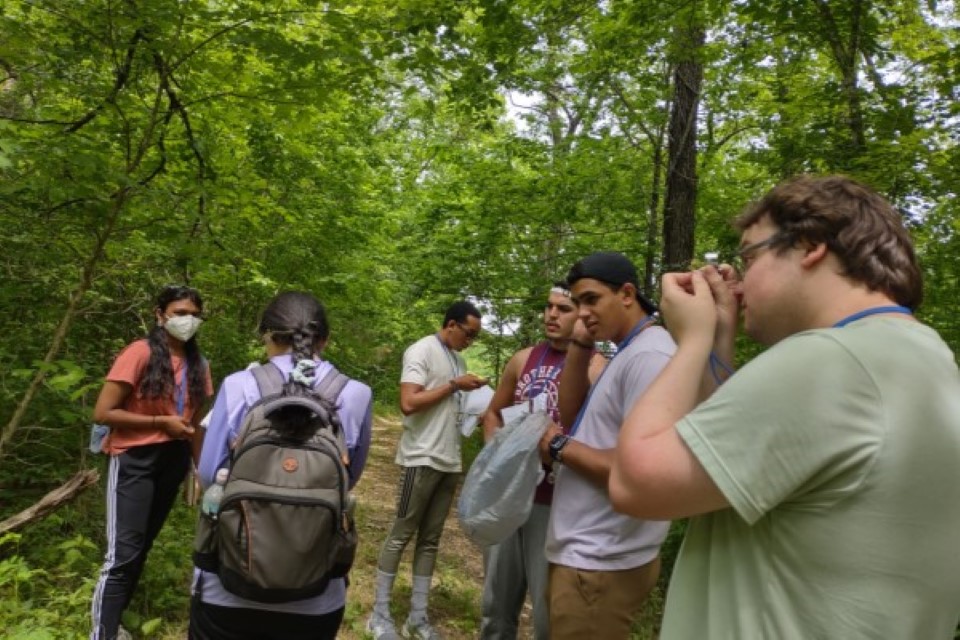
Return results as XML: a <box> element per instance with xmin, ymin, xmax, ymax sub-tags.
<box><xmin>609</xmin><ymin>175</ymin><xmax>960</xmax><ymax>638</ymax></box>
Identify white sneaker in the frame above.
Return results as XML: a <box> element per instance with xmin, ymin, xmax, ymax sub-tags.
<box><xmin>366</xmin><ymin>613</ymin><xmax>401</xmax><ymax>640</ymax></box>
<box><xmin>402</xmin><ymin>617</ymin><xmax>441</xmax><ymax>640</ymax></box>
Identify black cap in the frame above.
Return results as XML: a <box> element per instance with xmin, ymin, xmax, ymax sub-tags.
<box><xmin>567</xmin><ymin>251</ymin><xmax>639</xmax><ymax>288</ymax></box>
<box><xmin>566</xmin><ymin>251</ymin><xmax>659</xmax><ymax>315</ymax></box>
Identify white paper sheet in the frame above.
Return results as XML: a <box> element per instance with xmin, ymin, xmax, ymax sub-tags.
<box><xmin>459</xmin><ymin>385</ymin><xmax>495</xmax><ymax>437</ymax></box>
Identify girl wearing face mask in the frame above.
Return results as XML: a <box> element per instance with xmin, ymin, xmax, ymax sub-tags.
<box><xmin>90</xmin><ymin>285</ymin><xmax>213</xmax><ymax>640</ymax></box>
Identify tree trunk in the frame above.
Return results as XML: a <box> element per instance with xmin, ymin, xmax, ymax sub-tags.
<box><xmin>811</xmin><ymin>0</ymin><xmax>867</xmax><ymax>157</ymax></box>
<box><xmin>645</xmin><ymin>131</ymin><xmax>664</xmax><ymax>295</ymax></box>
<box><xmin>662</xmin><ymin>25</ymin><xmax>705</xmax><ymax>272</ymax></box>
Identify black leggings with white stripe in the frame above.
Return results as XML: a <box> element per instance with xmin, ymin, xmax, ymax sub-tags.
<box><xmin>90</xmin><ymin>440</ymin><xmax>191</xmax><ymax>640</ymax></box>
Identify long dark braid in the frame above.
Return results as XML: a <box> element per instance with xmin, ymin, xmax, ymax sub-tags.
<box><xmin>139</xmin><ymin>285</ymin><xmax>208</xmax><ymax>406</ymax></box>
<box><xmin>258</xmin><ymin>291</ymin><xmax>330</xmax><ymax>438</ymax></box>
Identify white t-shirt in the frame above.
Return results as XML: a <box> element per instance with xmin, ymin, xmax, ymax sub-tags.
<box><xmin>546</xmin><ymin>325</ymin><xmax>676</xmax><ymax>571</ymax></box>
<box><xmin>397</xmin><ymin>334</ymin><xmax>466</xmax><ymax>473</ymax></box>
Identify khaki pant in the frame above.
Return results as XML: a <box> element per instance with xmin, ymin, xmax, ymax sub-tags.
<box><xmin>547</xmin><ymin>557</ymin><xmax>661</xmax><ymax>640</ymax></box>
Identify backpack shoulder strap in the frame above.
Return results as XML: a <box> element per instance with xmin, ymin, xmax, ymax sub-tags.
<box><xmin>251</xmin><ymin>362</ymin><xmax>286</xmax><ymax>398</ymax></box>
<box><xmin>314</xmin><ymin>365</ymin><xmax>351</xmax><ymax>405</ymax></box>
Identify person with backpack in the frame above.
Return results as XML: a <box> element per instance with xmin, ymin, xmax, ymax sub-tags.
<box><xmin>190</xmin><ymin>291</ymin><xmax>373</xmax><ymax>640</ymax></box>
<box><xmin>90</xmin><ymin>285</ymin><xmax>213</xmax><ymax>640</ymax></box>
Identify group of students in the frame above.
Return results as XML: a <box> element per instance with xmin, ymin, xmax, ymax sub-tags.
<box><xmin>89</xmin><ymin>173</ymin><xmax>960</xmax><ymax>640</ymax></box>
<box><xmin>365</xmin><ymin>174</ymin><xmax>960</xmax><ymax>640</ymax></box>
<box><xmin>89</xmin><ymin>291</ymin><xmax>373</xmax><ymax>640</ymax></box>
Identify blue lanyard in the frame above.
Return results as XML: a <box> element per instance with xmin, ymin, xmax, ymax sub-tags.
<box><xmin>435</xmin><ymin>334</ymin><xmax>461</xmax><ymax>379</ymax></box>
<box><xmin>567</xmin><ymin>316</ymin><xmax>654</xmax><ymax>437</ymax></box>
<box><xmin>175</xmin><ymin>363</ymin><xmax>188</xmax><ymax>416</ymax></box>
<box><xmin>832</xmin><ymin>305</ymin><xmax>912</xmax><ymax>328</ymax></box>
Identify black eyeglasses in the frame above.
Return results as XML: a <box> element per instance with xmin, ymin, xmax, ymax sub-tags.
<box><xmin>731</xmin><ymin>232</ymin><xmax>791</xmax><ymax>275</ymax></box>
<box><xmin>456</xmin><ymin>322</ymin><xmax>479</xmax><ymax>340</ymax></box>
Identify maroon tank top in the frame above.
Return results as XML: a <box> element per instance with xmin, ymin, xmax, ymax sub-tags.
<box><xmin>514</xmin><ymin>342</ymin><xmax>567</xmax><ymax>505</ymax></box>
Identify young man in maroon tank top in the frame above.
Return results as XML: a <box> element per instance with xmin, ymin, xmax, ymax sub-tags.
<box><xmin>478</xmin><ymin>285</ymin><xmax>605</xmax><ymax>640</ymax></box>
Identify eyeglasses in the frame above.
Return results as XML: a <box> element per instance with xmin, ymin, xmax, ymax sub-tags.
<box><xmin>456</xmin><ymin>322</ymin><xmax>479</xmax><ymax>340</ymax></box>
<box><xmin>731</xmin><ymin>232</ymin><xmax>791</xmax><ymax>275</ymax></box>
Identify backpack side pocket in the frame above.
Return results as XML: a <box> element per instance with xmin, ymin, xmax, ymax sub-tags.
<box><xmin>193</xmin><ymin>510</ymin><xmax>220</xmax><ymax>572</ymax></box>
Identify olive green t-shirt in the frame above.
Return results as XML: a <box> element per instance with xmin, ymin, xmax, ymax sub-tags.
<box><xmin>665</xmin><ymin>318</ymin><xmax>960</xmax><ymax>639</ymax></box>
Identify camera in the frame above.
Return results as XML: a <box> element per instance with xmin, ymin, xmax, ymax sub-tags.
<box><xmin>703</xmin><ymin>251</ymin><xmax>719</xmax><ymax>266</ymax></box>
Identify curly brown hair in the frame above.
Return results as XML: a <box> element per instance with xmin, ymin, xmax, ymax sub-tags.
<box><xmin>735</xmin><ymin>175</ymin><xmax>922</xmax><ymax>310</ymax></box>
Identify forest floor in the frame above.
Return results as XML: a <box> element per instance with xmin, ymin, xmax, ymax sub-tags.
<box><xmin>338</xmin><ymin>415</ymin><xmax>534</xmax><ymax>639</ymax></box>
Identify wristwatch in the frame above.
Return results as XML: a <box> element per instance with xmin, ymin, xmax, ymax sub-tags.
<box><xmin>548</xmin><ymin>434</ymin><xmax>570</xmax><ymax>463</ymax></box>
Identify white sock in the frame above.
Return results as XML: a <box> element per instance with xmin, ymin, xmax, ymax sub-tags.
<box><xmin>374</xmin><ymin>570</ymin><xmax>396</xmax><ymax>619</ymax></box>
<box><xmin>409</xmin><ymin>574</ymin><xmax>432</xmax><ymax>622</ymax></box>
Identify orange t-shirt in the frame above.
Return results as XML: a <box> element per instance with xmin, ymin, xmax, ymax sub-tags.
<box><xmin>103</xmin><ymin>339</ymin><xmax>213</xmax><ymax>455</ymax></box>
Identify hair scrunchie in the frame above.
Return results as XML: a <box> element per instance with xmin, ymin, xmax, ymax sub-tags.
<box><xmin>290</xmin><ymin>358</ymin><xmax>317</xmax><ymax>387</ymax></box>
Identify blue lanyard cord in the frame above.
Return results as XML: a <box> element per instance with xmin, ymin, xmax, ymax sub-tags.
<box><xmin>435</xmin><ymin>334</ymin><xmax>461</xmax><ymax>378</ymax></box>
<box><xmin>175</xmin><ymin>363</ymin><xmax>189</xmax><ymax>416</ymax></box>
<box><xmin>435</xmin><ymin>335</ymin><xmax>462</xmax><ymax>404</ymax></box>
<box><xmin>707</xmin><ymin>306</ymin><xmax>912</xmax><ymax>386</ymax></box>
<box><xmin>567</xmin><ymin>315</ymin><xmax>655</xmax><ymax>438</ymax></box>
<box><xmin>832</xmin><ymin>305</ymin><xmax>912</xmax><ymax>328</ymax></box>
<box><xmin>709</xmin><ymin>352</ymin><xmax>735</xmax><ymax>386</ymax></box>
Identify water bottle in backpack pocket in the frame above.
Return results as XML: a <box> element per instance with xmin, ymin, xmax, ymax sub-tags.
<box><xmin>193</xmin><ymin>469</ymin><xmax>228</xmax><ymax>571</ymax></box>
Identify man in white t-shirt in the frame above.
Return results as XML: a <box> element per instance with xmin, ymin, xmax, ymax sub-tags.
<box><xmin>368</xmin><ymin>301</ymin><xmax>487</xmax><ymax>640</ymax></box>
<box><xmin>538</xmin><ymin>252</ymin><xmax>676</xmax><ymax>640</ymax></box>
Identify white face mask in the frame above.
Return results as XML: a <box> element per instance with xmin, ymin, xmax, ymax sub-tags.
<box><xmin>163</xmin><ymin>315</ymin><xmax>203</xmax><ymax>342</ymax></box>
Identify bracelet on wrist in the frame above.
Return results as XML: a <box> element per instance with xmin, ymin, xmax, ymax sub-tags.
<box><xmin>449</xmin><ymin>379</ymin><xmax>458</xmax><ymax>393</ymax></box>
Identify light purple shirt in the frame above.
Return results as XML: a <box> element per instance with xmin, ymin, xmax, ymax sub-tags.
<box><xmin>194</xmin><ymin>354</ymin><xmax>373</xmax><ymax>615</ymax></box>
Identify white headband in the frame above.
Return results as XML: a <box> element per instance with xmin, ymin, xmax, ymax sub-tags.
<box><xmin>550</xmin><ymin>285</ymin><xmax>571</xmax><ymax>298</ymax></box>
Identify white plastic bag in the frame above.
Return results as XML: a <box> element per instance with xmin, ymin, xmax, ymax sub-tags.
<box><xmin>457</xmin><ymin>411</ymin><xmax>551</xmax><ymax>547</ymax></box>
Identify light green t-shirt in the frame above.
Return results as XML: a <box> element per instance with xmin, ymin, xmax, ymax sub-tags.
<box><xmin>665</xmin><ymin>318</ymin><xmax>960</xmax><ymax>639</ymax></box>
<box><xmin>397</xmin><ymin>334</ymin><xmax>466</xmax><ymax>473</ymax></box>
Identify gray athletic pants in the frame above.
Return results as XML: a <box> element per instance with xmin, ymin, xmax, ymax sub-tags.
<box><xmin>480</xmin><ymin>503</ymin><xmax>551</xmax><ymax>640</ymax></box>
<box><xmin>376</xmin><ymin>465</ymin><xmax>459</xmax><ymax>577</ymax></box>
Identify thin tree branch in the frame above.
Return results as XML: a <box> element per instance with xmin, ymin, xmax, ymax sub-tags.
<box><xmin>64</xmin><ymin>28</ymin><xmax>145</xmax><ymax>134</ymax></box>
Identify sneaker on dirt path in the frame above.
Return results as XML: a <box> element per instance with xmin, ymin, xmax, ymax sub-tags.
<box><xmin>402</xmin><ymin>616</ymin><xmax>441</xmax><ymax>640</ymax></box>
<box><xmin>366</xmin><ymin>613</ymin><xmax>401</xmax><ymax>640</ymax></box>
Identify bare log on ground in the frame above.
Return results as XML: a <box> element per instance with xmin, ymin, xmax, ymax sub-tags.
<box><xmin>0</xmin><ymin>469</ymin><xmax>99</xmax><ymax>535</ymax></box>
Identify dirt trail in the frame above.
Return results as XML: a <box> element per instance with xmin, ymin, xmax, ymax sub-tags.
<box><xmin>340</xmin><ymin>415</ymin><xmax>535</xmax><ymax>639</ymax></box>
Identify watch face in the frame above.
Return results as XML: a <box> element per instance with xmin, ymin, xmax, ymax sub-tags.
<box><xmin>549</xmin><ymin>434</ymin><xmax>568</xmax><ymax>459</ymax></box>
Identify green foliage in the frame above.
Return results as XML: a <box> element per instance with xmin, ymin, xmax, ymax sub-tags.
<box><xmin>0</xmin><ymin>0</ymin><xmax>958</xmax><ymax>635</ymax></box>
<box><xmin>0</xmin><ymin>527</ymin><xmax>101</xmax><ymax>637</ymax></box>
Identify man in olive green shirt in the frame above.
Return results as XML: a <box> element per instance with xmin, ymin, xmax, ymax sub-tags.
<box><xmin>609</xmin><ymin>175</ymin><xmax>960</xmax><ymax>638</ymax></box>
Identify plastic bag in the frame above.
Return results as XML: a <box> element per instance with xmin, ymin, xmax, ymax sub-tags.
<box><xmin>457</xmin><ymin>411</ymin><xmax>551</xmax><ymax>547</ymax></box>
